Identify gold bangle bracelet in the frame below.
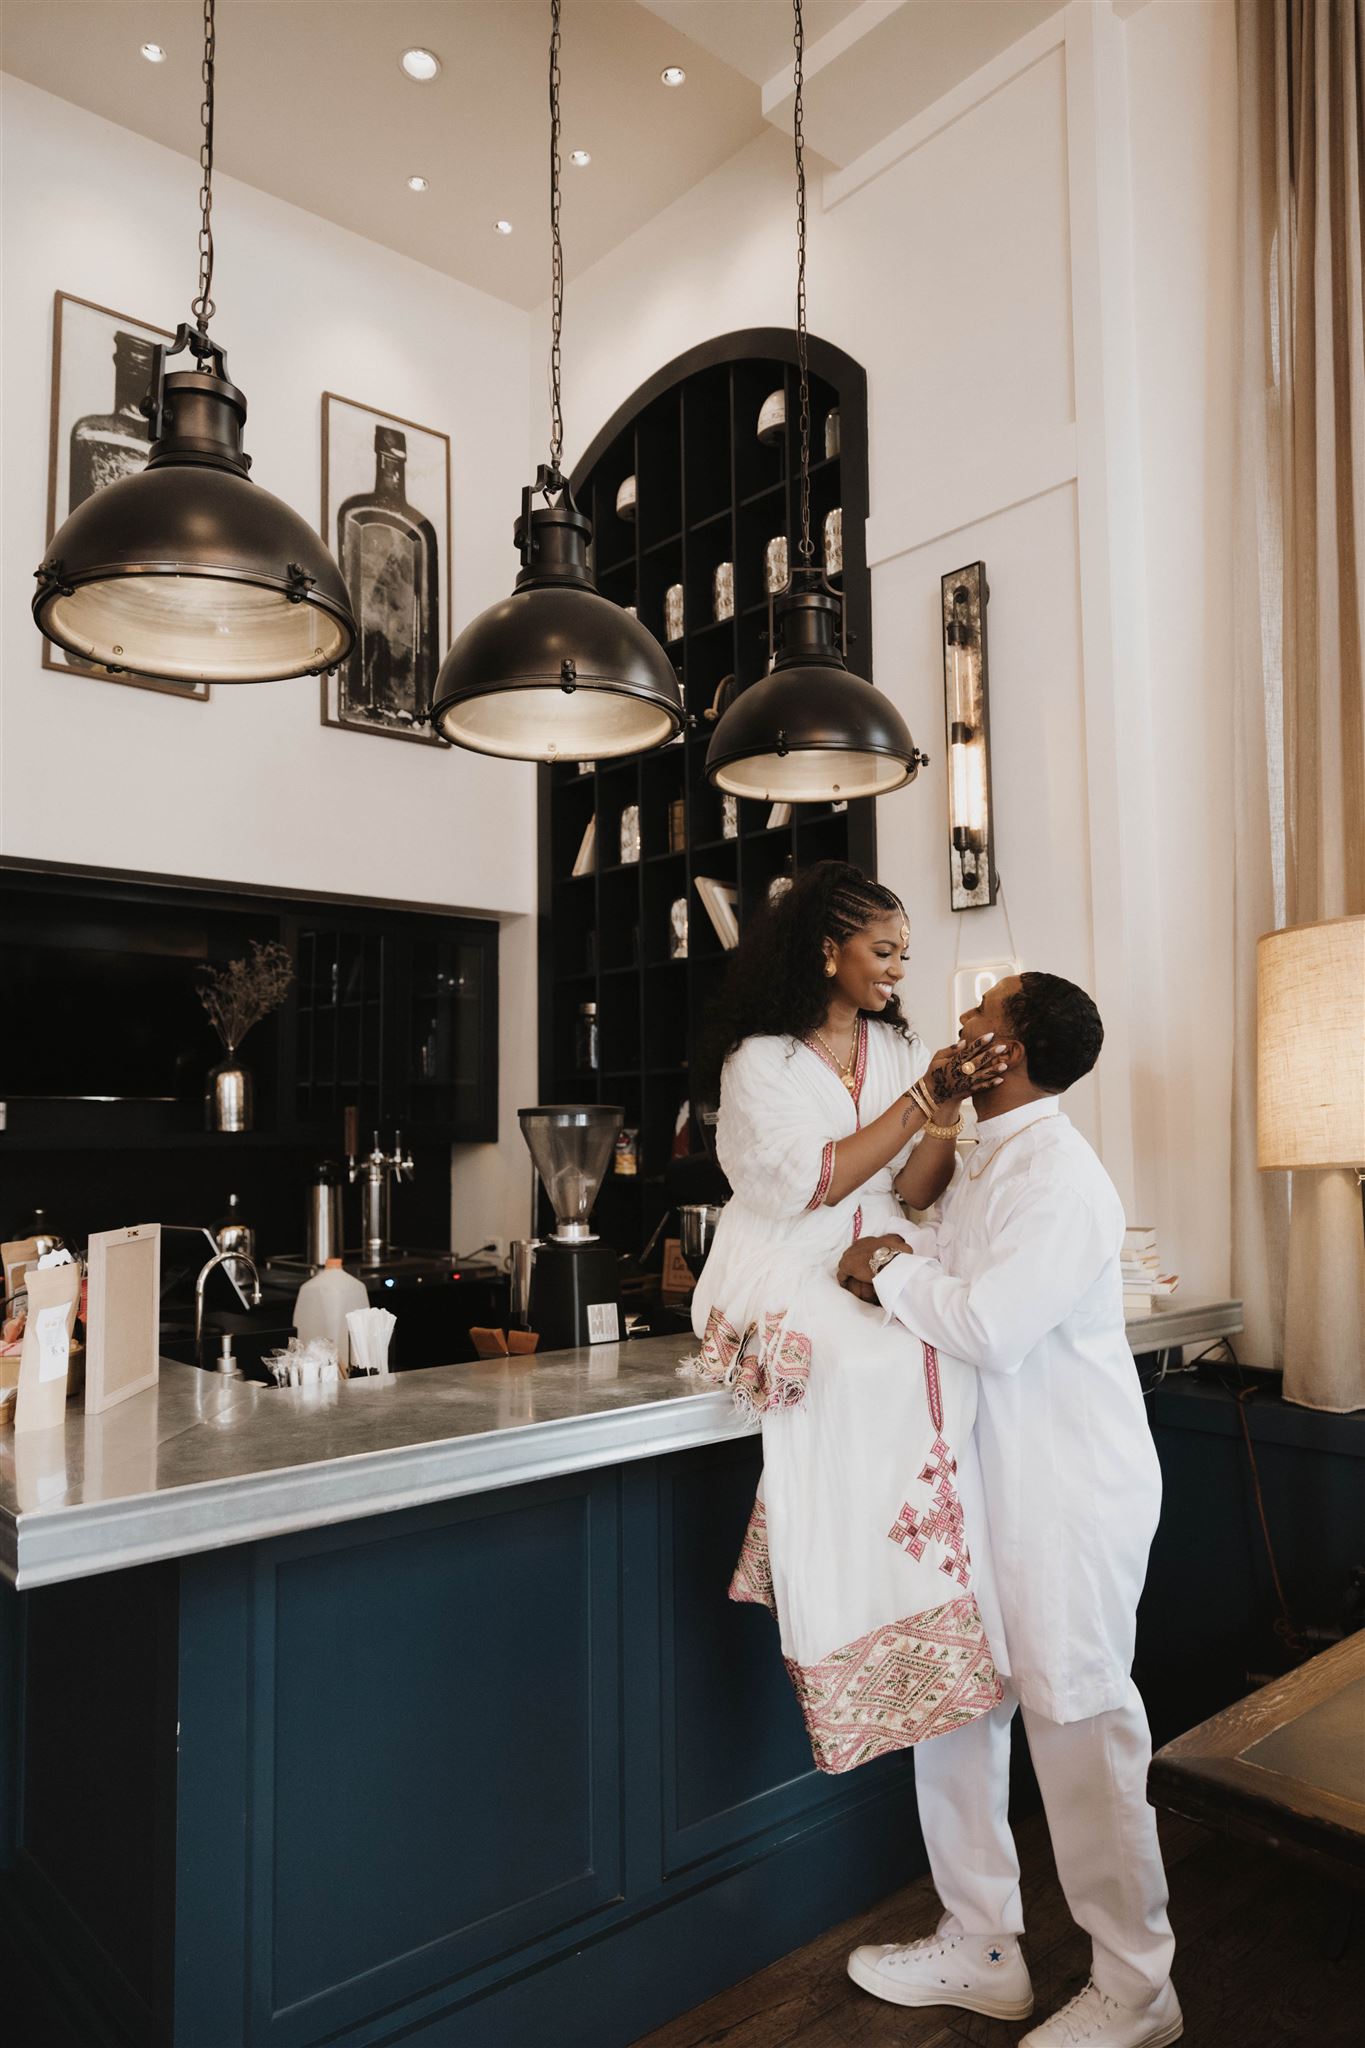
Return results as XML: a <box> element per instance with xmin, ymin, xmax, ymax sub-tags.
<box><xmin>924</xmin><ymin>1117</ymin><xmax>963</xmax><ymax>1142</ymax></box>
<box><xmin>907</xmin><ymin>1080</ymin><xmax>937</xmax><ymax>1121</ymax></box>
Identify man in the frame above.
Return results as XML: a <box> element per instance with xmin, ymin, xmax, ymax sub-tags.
<box><xmin>837</xmin><ymin>972</ymin><xmax>1180</xmax><ymax>2048</ymax></box>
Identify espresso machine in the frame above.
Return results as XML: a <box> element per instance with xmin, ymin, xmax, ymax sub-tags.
<box><xmin>518</xmin><ymin>1105</ymin><xmax>623</xmax><ymax>1348</ymax></box>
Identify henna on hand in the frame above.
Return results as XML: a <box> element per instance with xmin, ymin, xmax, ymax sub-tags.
<box><xmin>926</xmin><ymin>1033</ymin><xmax>1008</xmax><ymax>1104</ymax></box>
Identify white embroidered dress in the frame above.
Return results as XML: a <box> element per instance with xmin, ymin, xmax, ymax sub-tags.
<box><xmin>691</xmin><ymin>1019</ymin><xmax>1004</xmax><ymax>1773</ymax></box>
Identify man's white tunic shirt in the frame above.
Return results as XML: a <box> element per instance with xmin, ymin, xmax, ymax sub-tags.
<box><xmin>874</xmin><ymin>1097</ymin><xmax>1162</xmax><ymax>1722</ymax></box>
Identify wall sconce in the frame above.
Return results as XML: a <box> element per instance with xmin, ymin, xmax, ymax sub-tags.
<box><xmin>941</xmin><ymin>562</ymin><xmax>996</xmax><ymax>910</ymax></box>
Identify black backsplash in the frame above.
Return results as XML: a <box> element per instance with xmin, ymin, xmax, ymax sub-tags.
<box><xmin>2</xmin><ymin>1142</ymin><xmax>454</xmax><ymax>1266</ymax></box>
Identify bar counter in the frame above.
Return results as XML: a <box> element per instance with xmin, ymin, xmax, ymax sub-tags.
<box><xmin>0</xmin><ymin>1303</ymin><xmax>1241</xmax><ymax>2048</ymax></box>
<box><xmin>0</xmin><ymin>1303</ymin><xmax>1242</xmax><ymax>1593</ymax></box>
<box><xmin>0</xmin><ymin>1339</ymin><xmax>747</xmax><ymax>1591</ymax></box>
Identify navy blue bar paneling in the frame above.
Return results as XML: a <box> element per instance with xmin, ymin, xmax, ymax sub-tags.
<box><xmin>242</xmin><ymin>1476</ymin><xmax>622</xmax><ymax>2045</ymax></box>
<box><xmin>659</xmin><ymin>1437</ymin><xmax>910</xmax><ymax>1880</ymax></box>
<box><xmin>0</xmin><ymin>1580</ymin><xmax>18</xmax><ymax>1874</ymax></box>
<box><xmin>1139</xmin><ymin>1377</ymin><xmax>1365</xmax><ymax>1744</ymax></box>
<box><xmin>20</xmin><ymin>1563</ymin><xmax>176</xmax><ymax>2043</ymax></box>
<box><xmin>175</xmin><ymin>1545</ymin><xmax>256</xmax><ymax>2048</ymax></box>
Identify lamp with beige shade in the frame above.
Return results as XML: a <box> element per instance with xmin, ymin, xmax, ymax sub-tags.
<box><xmin>1257</xmin><ymin>917</ymin><xmax>1365</xmax><ymax>1408</ymax></box>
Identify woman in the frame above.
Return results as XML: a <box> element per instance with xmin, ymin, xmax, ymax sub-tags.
<box><xmin>691</xmin><ymin>862</ymin><xmax>1008</xmax><ymax>1773</ymax></box>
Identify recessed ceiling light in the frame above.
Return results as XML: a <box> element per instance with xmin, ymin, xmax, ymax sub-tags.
<box><xmin>494</xmin><ymin>219</ymin><xmax>514</xmax><ymax>236</ymax></box>
<box><xmin>407</xmin><ymin>175</ymin><xmax>429</xmax><ymax>192</ymax></box>
<box><xmin>661</xmin><ymin>66</ymin><xmax>686</xmax><ymax>88</ymax></box>
<box><xmin>569</xmin><ymin>149</ymin><xmax>591</xmax><ymax>167</ymax></box>
<box><xmin>140</xmin><ymin>43</ymin><xmax>166</xmax><ymax>64</ymax></box>
<box><xmin>400</xmin><ymin>48</ymin><xmax>442</xmax><ymax>82</ymax></box>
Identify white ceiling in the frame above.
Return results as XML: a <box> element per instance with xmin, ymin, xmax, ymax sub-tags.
<box><xmin>2</xmin><ymin>1</ymin><xmax>1069</xmax><ymax>310</ymax></box>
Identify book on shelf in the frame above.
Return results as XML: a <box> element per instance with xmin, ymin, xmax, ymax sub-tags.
<box><xmin>571</xmin><ymin>815</ymin><xmax>596</xmax><ymax>878</ymax></box>
<box><xmin>766</xmin><ymin>801</ymin><xmax>792</xmax><ymax>829</ymax></box>
<box><xmin>1123</xmin><ymin>1226</ymin><xmax>1158</xmax><ymax>1255</ymax></box>
<box><xmin>695</xmin><ymin>876</ymin><xmax>739</xmax><ymax>949</ymax></box>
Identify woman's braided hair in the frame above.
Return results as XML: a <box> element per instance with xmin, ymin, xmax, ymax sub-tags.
<box><xmin>695</xmin><ymin>860</ymin><xmax>911</xmax><ymax>1102</ymax></box>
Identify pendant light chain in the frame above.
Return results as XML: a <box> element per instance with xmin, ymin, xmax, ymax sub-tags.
<box><xmin>793</xmin><ymin>0</ymin><xmax>813</xmax><ymax>562</ymax></box>
<box><xmin>547</xmin><ymin>0</ymin><xmax>565</xmax><ymax>483</ymax></box>
<box><xmin>191</xmin><ymin>0</ymin><xmax>217</xmax><ymax>339</ymax></box>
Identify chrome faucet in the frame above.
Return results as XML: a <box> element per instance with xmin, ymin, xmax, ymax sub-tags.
<box><xmin>195</xmin><ymin>1248</ymin><xmax>262</xmax><ymax>1349</ymax></box>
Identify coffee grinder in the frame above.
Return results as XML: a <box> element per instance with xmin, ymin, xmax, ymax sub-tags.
<box><xmin>518</xmin><ymin>1105</ymin><xmax>623</xmax><ymax>1348</ymax></box>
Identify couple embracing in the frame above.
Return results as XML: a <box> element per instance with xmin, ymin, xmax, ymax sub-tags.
<box><xmin>690</xmin><ymin>861</ymin><xmax>1181</xmax><ymax>2048</ymax></box>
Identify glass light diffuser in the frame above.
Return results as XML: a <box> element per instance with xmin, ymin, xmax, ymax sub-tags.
<box><xmin>942</xmin><ymin>562</ymin><xmax>996</xmax><ymax>909</ymax></box>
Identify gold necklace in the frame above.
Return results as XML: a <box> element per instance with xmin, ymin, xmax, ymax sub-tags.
<box><xmin>809</xmin><ymin>1019</ymin><xmax>860</xmax><ymax>1092</ymax></box>
<box><xmin>967</xmin><ymin>1121</ymin><xmax>1034</xmax><ymax>1180</ymax></box>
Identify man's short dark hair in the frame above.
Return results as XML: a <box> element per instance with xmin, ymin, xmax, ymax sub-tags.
<box><xmin>1003</xmin><ymin>972</ymin><xmax>1104</xmax><ymax>1093</ymax></box>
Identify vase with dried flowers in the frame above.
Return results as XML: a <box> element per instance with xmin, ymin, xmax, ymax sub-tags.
<box><xmin>199</xmin><ymin>940</ymin><xmax>294</xmax><ymax>1132</ymax></box>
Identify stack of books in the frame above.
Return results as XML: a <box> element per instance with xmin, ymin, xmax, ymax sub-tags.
<box><xmin>1122</xmin><ymin>1227</ymin><xmax>1178</xmax><ymax>1317</ymax></box>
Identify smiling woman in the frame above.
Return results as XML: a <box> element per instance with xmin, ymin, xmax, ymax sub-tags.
<box><xmin>685</xmin><ymin>857</ymin><xmax>1012</xmax><ymax>1774</ymax></box>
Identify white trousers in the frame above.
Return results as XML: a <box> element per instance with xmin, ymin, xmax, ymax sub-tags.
<box><xmin>911</xmin><ymin>1680</ymin><xmax>1175</xmax><ymax>2007</ymax></box>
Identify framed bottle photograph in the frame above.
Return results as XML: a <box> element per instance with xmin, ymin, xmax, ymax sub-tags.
<box><xmin>42</xmin><ymin>292</ymin><xmax>205</xmax><ymax>701</ymax></box>
<box><xmin>320</xmin><ymin>392</ymin><xmax>451</xmax><ymax>745</ymax></box>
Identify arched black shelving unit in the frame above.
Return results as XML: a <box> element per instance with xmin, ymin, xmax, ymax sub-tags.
<box><xmin>537</xmin><ymin>328</ymin><xmax>877</xmax><ymax>1256</ymax></box>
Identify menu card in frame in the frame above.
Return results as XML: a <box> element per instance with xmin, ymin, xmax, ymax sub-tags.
<box><xmin>85</xmin><ymin>1224</ymin><xmax>161</xmax><ymax>1416</ymax></box>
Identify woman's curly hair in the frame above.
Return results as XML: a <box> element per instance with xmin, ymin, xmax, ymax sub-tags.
<box><xmin>695</xmin><ymin>861</ymin><xmax>911</xmax><ymax>1102</ymax></box>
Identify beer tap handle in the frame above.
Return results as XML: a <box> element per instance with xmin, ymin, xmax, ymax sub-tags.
<box><xmin>344</xmin><ymin>1105</ymin><xmax>359</xmax><ymax>1182</ymax></box>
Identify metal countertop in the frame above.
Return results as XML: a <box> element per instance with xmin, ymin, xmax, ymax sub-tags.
<box><xmin>0</xmin><ymin>1300</ymin><xmax>1242</xmax><ymax>1590</ymax></box>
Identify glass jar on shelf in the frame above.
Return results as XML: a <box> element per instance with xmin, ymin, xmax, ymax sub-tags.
<box><xmin>576</xmin><ymin>1000</ymin><xmax>600</xmax><ymax>1072</ymax></box>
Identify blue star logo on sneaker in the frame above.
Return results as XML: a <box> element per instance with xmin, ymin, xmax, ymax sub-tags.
<box><xmin>987</xmin><ymin>1947</ymin><xmax>1004</xmax><ymax>1965</ymax></box>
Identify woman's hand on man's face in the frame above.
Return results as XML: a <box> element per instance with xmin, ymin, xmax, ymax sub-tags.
<box><xmin>838</xmin><ymin>1233</ymin><xmax>911</xmax><ymax>1303</ymax></box>
<box><xmin>925</xmin><ymin>1032</ymin><xmax>1010</xmax><ymax>1108</ymax></box>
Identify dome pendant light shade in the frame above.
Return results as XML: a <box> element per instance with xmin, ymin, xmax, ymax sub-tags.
<box><xmin>706</xmin><ymin>574</ymin><xmax>923</xmax><ymax>801</ymax></box>
<box><xmin>706</xmin><ymin>0</ymin><xmax>923</xmax><ymax>804</ymax></box>
<box><xmin>436</xmin><ymin>3</ymin><xmax>682</xmax><ymax>765</ymax></box>
<box><xmin>34</xmin><ymin>329</ymin><xmax>356</xmax><ymax>684</ymax></box>
<box><xmin>431</xmin><ymin>471</ymin><xmax>683</xmax><ymax>759</ymax></box>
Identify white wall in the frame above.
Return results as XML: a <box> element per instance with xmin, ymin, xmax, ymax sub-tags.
<box><xmin>540</xmin><ymin>0</ymin><xmax>1238</xmax><ymax>1297</ymax></box>
<box><xmin>0</xmin><ymin>77</ymin><xmax>540</xmax><ymax>1251</ymax></box>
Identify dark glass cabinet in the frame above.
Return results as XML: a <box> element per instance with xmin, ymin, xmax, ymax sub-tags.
<box><xmin>540</xmin><ymin>329</ymin><xmax>877</xmax><ymax>1257</ymax></box>
<box><xmin>0</xmin><ymin>863</ymin><xmax>498</xmax><ymax>1152</ymax></box>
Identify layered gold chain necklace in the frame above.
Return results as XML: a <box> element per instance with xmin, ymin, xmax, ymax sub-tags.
<box><xmin>808</xmin><ymin>1018</ymin><xmax>861</xmax><ymax>1093</ymax></box>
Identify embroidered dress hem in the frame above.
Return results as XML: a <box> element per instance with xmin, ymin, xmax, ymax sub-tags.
<box><xmin>682</xmin><ymin>1304</ymin><xmax>812</xmax><ymax>1417</ymax></box>
<box><xmin>785</xmin><ymin>1594</ymin><xmax>1003</xmax><ymax>1774</ymax></box>
<box><xmin>728</xmin><ymin>1495</ymin><xmax>776</xmax><ymax>1612</ymax></box>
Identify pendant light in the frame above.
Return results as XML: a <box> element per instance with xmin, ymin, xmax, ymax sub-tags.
<box><xmin>706</xmin><ymin>0</ymin><xmax>923</xmax><ymax>802</ymax></box>
<box><xmin>32</xmin><ymin>1</ymin><xmax>355</xmax><ymax>685</ymax></box>
<box><xmin>430</xmin><ymin>1</ymin><xmax>684</xmax><ymax>761</ymax></box>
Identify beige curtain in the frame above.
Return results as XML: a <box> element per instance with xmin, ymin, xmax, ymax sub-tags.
<box><xmin>1233</xmin><ymin>0</ymin><xmax>1365</xmax><ymax>1410</ymax></box>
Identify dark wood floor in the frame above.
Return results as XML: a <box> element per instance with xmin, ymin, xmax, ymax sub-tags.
<box><xmin>633</xmin><ymin>1810</ymin><xmax>1363</xmax><ymax>2048</ymax></box>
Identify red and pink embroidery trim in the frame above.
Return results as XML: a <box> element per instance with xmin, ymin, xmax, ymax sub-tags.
<box><xmin>887</xmin><ymin>1342</ymin><xmax>971</xmax><ymax>1590</ymax></box>
<box><xmin>808</xmin><ymin>1141</ymin><xmax>835</xmax><ymax>1211</ymax></box>
<box><xmin>728</xmin><ymin>1493</ymin><xmax>777</xmax><ymax>1612</ymax></box>
<box><xmin>785</xmin><ymin>1593</ymin><xmax>1003</xmax><ymax>1773</ymax></box>
<box><xmin>804</xmin><ymin>1015</ymin><xmax>869</xmax><ymax>1210</ymax></box>
<box><xmin>691</xmin><ymin>1304</ymin><xmax>812</xmax><ymax>1416</ymax></box>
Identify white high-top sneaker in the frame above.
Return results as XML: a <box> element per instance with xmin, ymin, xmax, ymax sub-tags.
<box><xmin>846</xmin><ymin>1927</ymin><xmax>1034</xmax><ymax>2018</ymax></box>
<box><xmin>1021</xmin><ymin>1978</ymin><xmax>1183</xmax><ymax>2046</ymax></box>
